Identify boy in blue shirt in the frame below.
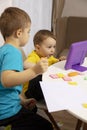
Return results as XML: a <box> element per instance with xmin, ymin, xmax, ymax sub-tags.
<box><xmin>0</xmin><ymin>7</ymin><xmax>53</xmax><ymax>130</ymax></box>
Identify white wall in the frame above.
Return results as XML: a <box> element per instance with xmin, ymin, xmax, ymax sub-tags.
<box><xmin>62</xmin><ymin>0</ymin><xmax>87</xmax><ymax>17</ymax></box>
<box><xmin>0</xmin><ymin>0</ymin><xmax>12</xmax><ymax>46</ymax></box>
<box><xmin>12</xmin><ymin>0</ymin><xmax>52</xmax><ymax>56</ymax></box>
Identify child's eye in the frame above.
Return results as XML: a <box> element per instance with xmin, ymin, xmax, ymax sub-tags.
<box><xmin>48</xmin><ymin>46</ymin><xmax>51</xmax><ymax>48</ymax></box>
<box><xmin>54</xmin><ymin>46</ymin><xmax>56</xmax><ymax>48</ymax></box>
<box><xmin>48</xmin><ymin>46</ymin><xmax>56</xmax><ymax>49</ymax></box>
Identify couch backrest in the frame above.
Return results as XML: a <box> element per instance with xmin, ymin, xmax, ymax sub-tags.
<box><xmin>55</xmin><ymin>16</ymin><xmax>87</xmax><ymax>57</ymax></box>
<box><xmin>66</xmin><ymin>16</ymin><xmax>87</xmax><ymax>48</ymax></box>
<box><xmin>55</xmin><ymin>17</ymin><xmax>67</xmax><ymax>57</ymax></box>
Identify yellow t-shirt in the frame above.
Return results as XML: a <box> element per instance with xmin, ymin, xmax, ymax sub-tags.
<box><xmin>23</xmin><ymin>50</ymin><xmax>59</xmax><ymax>92</ymax></box>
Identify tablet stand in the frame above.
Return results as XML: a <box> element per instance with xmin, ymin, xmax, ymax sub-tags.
<box><xmin>72</xmin><ymin>64</ymin><xmax>87</xmax><ymax>72</ymax></box>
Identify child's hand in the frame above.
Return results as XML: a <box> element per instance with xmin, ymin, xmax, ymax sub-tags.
<box><xmin>33</xmin><ymin>57</ymin><xmax>48</xmax><ymax>75</ymax></box>
<box><xmin>23</xmin><ymin>98</ymin><xmax>36</xmax><ymax>110</ymax></box>
<box><xmin>59</xmin><ymin>56</ymin><xmax>66</xmax><ymax>61</ymax></box>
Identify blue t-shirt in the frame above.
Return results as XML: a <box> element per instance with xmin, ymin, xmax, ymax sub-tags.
<box><xmin>0</xmin><ymin>44</ymin><xmax>23</xmax><ymax>120</ymax></box>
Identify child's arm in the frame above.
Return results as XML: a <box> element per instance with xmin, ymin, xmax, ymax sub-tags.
<box><xmin>59</xmin><ymin>56</ymin><xmax>66</xmax><ymax>61</ymax></box>
<box><xmin>24</xmin><ymin>61</ymin><xmax>35</xmax><ymax>69</ymax></box>
<box><xmin>23</xmin><ymin>51</ymin><xmax>37</xmax><ymax>69</ymax></box>
<box><xmin>1</xmin><ymin>58</ymin><xmax>48</xmax><ymax>88</ymax></box>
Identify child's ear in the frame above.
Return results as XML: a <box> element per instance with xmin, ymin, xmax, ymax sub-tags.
<box><xmin>35</xmin><ymin>44</ymin><xmax>40</xmax><ymax>51</ymax></box>
<box><xmin>16</xmin><ymin>29</ymin><xmax>22</xmax><ymax>38</ymax></box>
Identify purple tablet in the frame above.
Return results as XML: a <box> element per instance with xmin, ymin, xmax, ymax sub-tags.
<box><xmin>65</xmin><ymin>40</ymin><xmax>87</xmax><ymax>72</ymax></box>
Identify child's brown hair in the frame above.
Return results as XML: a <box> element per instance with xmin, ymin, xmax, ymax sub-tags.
<box><xmin>33</xmin><ymin>29</ymin><xmax>56</xmax><ymax>46</ymax></box>
<box><xmin>0</xmin><ymin>7</ymin><xmax>31</xmax><ymax>41</ymax></box>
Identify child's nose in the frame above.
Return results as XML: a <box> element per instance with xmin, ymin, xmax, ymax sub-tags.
<box><xmin>51</xmin><ymin>48</ymin><xmax>54</xmax><ymax>52</ymax></box>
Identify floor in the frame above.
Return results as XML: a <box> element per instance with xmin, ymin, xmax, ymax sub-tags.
<box><xmin>37</xmin><ymin>109</ymin><xmax>80</xmax><ymax>130</ymax></box>
<box><xmin>52</xmin><ymin>110</ymin><xmax>78</xmax><ymax>130</ymax></box>
<box><xmin>0</xmin><ymin>109</ymin><xmax>82</xmax><ymax>130</ymax></box>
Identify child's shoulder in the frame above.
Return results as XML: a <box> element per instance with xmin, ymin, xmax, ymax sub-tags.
<box><xmin>28</xmin><ymin>50</ymin><xmax>37</xmax><ymax>56</ymax></box>
<box><xmin>26</xmin><ymin>50</ymin><xmax>40</xmax><ymax>63</ymax></box>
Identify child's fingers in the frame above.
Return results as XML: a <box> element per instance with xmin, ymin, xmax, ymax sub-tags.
<box><xmin>40</xmin><ymin>57</ymin><xmax>48</xmax><ymax>62</ymax></box>
<box><xmin>24</xmin><ymin>98</ymin><xmax>36</xmax><ymax>109</ymax></box>
<box><xmin>59</xmin><ymin>56</ymin><xmax>66</xmax><ymax>61</ymax></box>
<box><xmin>40</xmin><ymin>58</ymin><xmax>48</xmax><ymax>72</ymax></box>
<box><xmin>33</xmin><ymin>57</ymin><xmax>48</xmax><ymax>75</ymax></box>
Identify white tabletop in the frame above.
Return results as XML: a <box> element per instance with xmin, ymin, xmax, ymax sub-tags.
<box><xmin>42</xmin><ymin>58</ymin><xmax>87</xmax><ymax>123</ymax></box>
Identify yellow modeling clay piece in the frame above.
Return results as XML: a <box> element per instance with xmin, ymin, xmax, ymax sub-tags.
<box><xmin>68</xmin><ymin>72</ymin><xmax>79</xmax><ymax>77</ymax></box>
<box><xmin>82</xmin><ymin>103</ymin><xmax>87</xmax><ymax>108</ymax></box>
<box><xmin>57</xmin><ymin>73</ymin><xmax>64</xmax><ymax>78</ymax></box>
<box><xmin>68</xmin><ymin>81</ymin><xmax>77</xmax><ymax>85</ymax></box>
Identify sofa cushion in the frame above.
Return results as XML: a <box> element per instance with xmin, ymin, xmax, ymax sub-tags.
<box><xmin>66</xmin><ymin>16</ymin><xmax>87</xmax><ymax>48</ymax></box>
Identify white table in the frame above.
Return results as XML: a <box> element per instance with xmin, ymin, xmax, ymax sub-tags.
<box><xmin>42</xmin><ymin>58</ymin><xmax>87</xmax><ymax>129</ymax></box>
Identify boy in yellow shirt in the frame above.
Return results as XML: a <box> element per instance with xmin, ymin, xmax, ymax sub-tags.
<box><xmin>23</xmin><ymin>29</ymin><xmax>66</xmax><ymax>101</ymax></box>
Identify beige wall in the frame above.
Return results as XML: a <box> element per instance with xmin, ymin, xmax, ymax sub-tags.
<box><xmin>62</xmin><ymin>0</ymin><xmax>87</xmax><ymax>17</ymax></box>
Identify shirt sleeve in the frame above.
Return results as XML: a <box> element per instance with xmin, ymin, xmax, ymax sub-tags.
<box><xmin>1</xmin><ymin>48</ymin><xmax>23</xmax><ymax>72</ymax></box>
<box><xmin>25</xmin><ymin>51</ymin><xmax>40</xmax><ymax>64</ymax></box>
<box><xmin>26</xmin><ymin>56</ymin><xmax>37</xmax><ymax>63</ymax></box>
<box><xmin>48</xmin><ymin>56</ymin><xmax>59</xmax><ymax>66</ymax></box>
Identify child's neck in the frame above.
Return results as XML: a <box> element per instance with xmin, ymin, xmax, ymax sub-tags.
<box><xmin>35</xmin><ymin>50</ymin><xmax>42</xmax><ymax>58</ymax></box>
<box><xmin>5</xmin><ymin>37</ymin><xmax>20</xmax><ymax>48</ymax></box>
